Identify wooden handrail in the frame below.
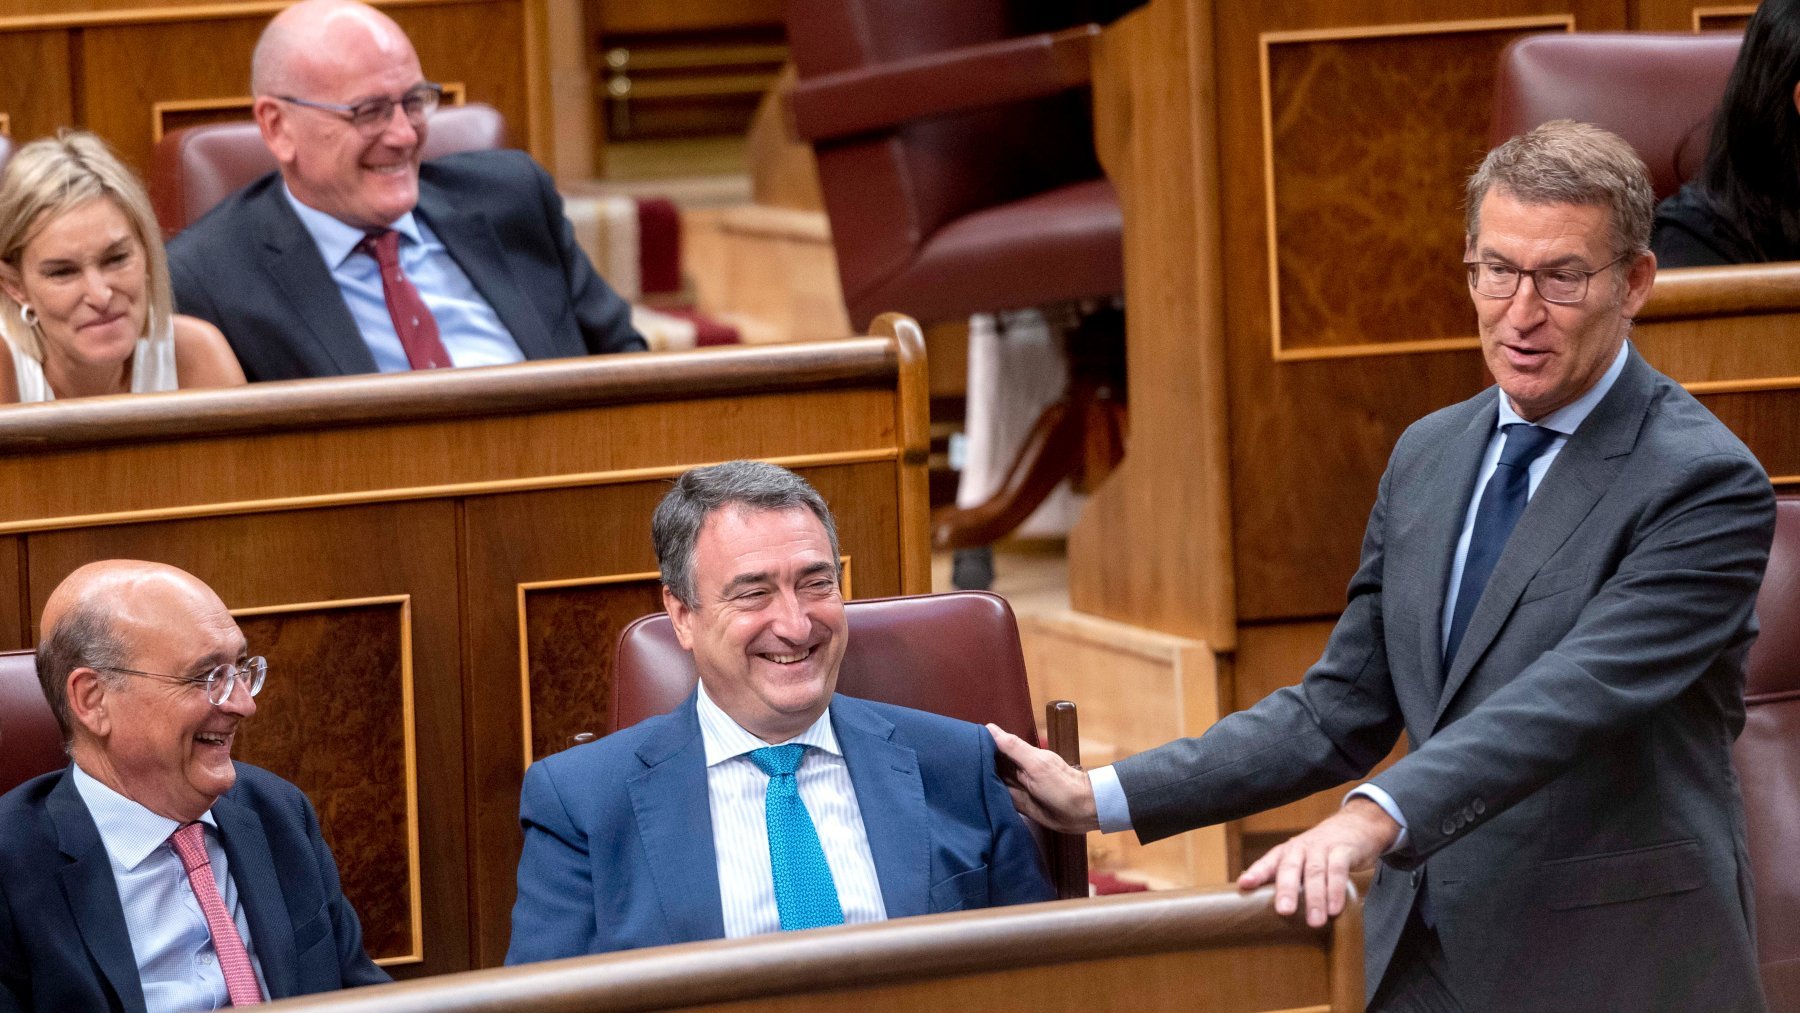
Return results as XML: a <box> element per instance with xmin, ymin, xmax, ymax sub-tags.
<box><xmin>0</xmin><ymin>338</ymin><xmax>901</xmax><ymax>453</ymax></box>
<box><xmin>1639</xmin><ymin>262</ymin><xmax>1800</xmax><ymax>320</ymax></box>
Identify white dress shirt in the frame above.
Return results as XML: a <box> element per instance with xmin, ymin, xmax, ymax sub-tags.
<box><xmin>1090</xmin><ymin>341</ymin><xmax>1634</xmax><ymax>839</ymax></box>
<box><xmin>283</xmin><ymin>185</ymin><xmax>525</xmax><ymax>372</ymax></box>
<box><xmin>70</xmin><ymin>764</ymin><xmax>268</xmax><ymax>1012</ymax></box>
<box><xmin>695</xmin><ymin>681</ymin><xmax>888</xmax><ymax>936</ymax></box>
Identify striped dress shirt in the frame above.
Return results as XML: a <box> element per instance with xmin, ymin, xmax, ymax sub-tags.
<box><xmin>695</xmin><ymin>682</ymin><xmax>889</xmax><ymax>937</ymax></box>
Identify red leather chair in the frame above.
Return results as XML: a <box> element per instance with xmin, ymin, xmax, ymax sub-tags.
<box><xmin>148</xmin><ymin>102</ymin><xmax>508</xmax><ymax>239</ymax></box>
<box><xmin>613</xmin><ymin>590</ymin><xmax>1088</xmax><ymax>899</ymax></box>
<box><xmin>0</xmin><ymin>647</ymin><xmax>64</xmax><ymax>794</ymax></box>
<box><xmin>1736</xmin><ymin>497</ymin><xmax>1800</xmax><ymax>1010</ymax></box>
<box><xmin>785</xmin><ymin>2</ymin><xmax>1126</xmax><ymax>557</ymax></box>
<box><xmin>1490</xmin><ymin>32</ymin><xmax>1743</xmax><ymax>200</ymax></box>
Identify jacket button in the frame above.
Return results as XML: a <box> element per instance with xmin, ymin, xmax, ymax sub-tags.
<box><xmin>1442</xmin><ymin>817</ymin><xmax>1457</xmax><ymax>835</ymax></box>
<box><xmin>1473</xmin><ymin>798</ymin><xmax>1486</xmax><ymax>815</ymax></box>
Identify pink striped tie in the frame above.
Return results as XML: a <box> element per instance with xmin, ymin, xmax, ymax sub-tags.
<box><xmin>170</xmin><ymin>823</ymin><xmax>264</xmax><ymax>1006</ymax></box>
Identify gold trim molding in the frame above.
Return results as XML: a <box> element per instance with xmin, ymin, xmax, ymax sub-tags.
<box><xmin>1692</xmin><ymin>5</ymin><xmax>1757</xmax><ymax>31</ymax></box>
<box><xmin>0</xmin><ymin>0</ymin><xmax>487</xmax><ymax>33</ymax></box>
<box><xmin>231</xmin><ymin>593</ymin><xmax>424</xmax><ymax>967</ymax></box>
<box><xmin>1259</xmin><ymin>15</ymin><xmax>1575</xmax><ymax>364</ymax></box>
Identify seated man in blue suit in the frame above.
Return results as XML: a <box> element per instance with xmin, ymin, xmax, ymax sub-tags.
<box><xmin>0</xmin><ymin>560</ymin><xmax>386</xmax><ymax>1012</ymax></box>
<box><xmin>506</xmin><ymin>461</ymin><xmax>1053</xmax><ymax>961</ymax></box>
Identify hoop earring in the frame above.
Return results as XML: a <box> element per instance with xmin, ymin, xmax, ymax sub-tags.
<box><xmin>18</xmin><ymin>303</ymin><xmax>36</xmax><ymax>328</ymax></box>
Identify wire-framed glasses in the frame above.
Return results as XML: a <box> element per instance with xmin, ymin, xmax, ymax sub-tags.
<box><xmin>277</xmin><ymin>82</ymin><xmax>444</xmax><ymax>136</ymax></box>
<box><xmin>1464</xmin><ymin>252</ymin><xmax>1630</xmax><ymax>304</ymax></box>
<box><xmin>97</xmin><ymin>656</ymin><xmax>268</xmax><ymax>706</ymax></box>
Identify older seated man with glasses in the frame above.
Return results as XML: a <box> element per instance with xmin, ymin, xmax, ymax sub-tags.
<box><xmin>166</xmin><ymin>0</ymin><xmax>646</xmax><ymax>383</ymax></box>
<box><xmin>0</xmin><ymin>560</ymin><xmax>387</xmax><ymax>1012</ymax></box>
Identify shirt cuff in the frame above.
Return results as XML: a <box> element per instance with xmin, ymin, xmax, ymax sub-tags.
<box><xmin>1346</xmin><ymin>783</ymin><xmax>1409</xmax><ymax>852</ymax></box>
<box><xmin>1089</xmin><ymin>764</ymin><xmax>1134</xmax><ymax>834</ymax></box>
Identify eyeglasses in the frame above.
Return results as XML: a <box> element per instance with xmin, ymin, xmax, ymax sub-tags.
<box><xmin>1464</xmin><ymin>253</ymin><xmax>1630</xmax><ymax>305</ymax></box>
<box><xmin>277</xmin><ymin>82</ymin><xmax>443</xmax><ymax>136</ymax></box>
<box><xmin>96</xmin><ymin>657</ymin><xmax>267</xmax><ymax>706</ymax></box>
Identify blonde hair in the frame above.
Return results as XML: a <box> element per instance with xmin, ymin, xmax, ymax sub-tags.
<box><xmin>0</xmin><ymin>130</ymin><xmax>173</xmax><ymax>362</ymax></box>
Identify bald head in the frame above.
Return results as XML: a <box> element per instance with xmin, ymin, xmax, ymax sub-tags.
<box><xmin>251</xmin><ymin>0</ymin><xmax>414</xmax><ymax>97</ymax></box>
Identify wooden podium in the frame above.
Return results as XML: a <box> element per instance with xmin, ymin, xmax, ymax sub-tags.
<box><xmin>1037</xmin><ymin>0</ymin><xmax>1792</xmax><ymax>887</ymax></box>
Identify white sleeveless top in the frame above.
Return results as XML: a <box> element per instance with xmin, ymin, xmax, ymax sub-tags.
<box><xmin>5</xmin><ymin>320</ymin><xmax>178</xmax><ymax>402</ymax></box>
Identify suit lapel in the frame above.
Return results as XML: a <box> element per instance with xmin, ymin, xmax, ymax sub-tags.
<box><xmin>1434</xmin><ymin>350</ymin><xmax>1653</xmax><ymax>723</ymax></box>
<box><xmin>47</xmin><ymin>769</ymin><xmax>148</xmax><ymax>1013</ymax></box>
<box><xmin>1410</xmin><ymin>398</ymin><xmax>1501</xmax><ymax>701</ymax></box>
<box><xmin>626</xmin><ymin>697</ymin><xmax>725</xmax><ymax>944</ymax></box>
<box><xmin>255</xmin><ymin>186</ymin><xmax>381</xmax><ymax>376</ymax></box>
<box><xmin>415</xmin><ymin>181</ymin><xmax>560</xmax><ymax>360</ymax></box>
<box><xmin>831</xmin><ymin>696</ymin><xmax>929</xmax><ymax>918</ymax></box>
<box><xmin>213</xmin><ymin>791</ymin><xmax>297</xmax><ymax>999</ymax></box>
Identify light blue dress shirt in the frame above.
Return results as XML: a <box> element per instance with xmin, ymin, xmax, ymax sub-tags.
<box><xmin>1090</xmin><ymin>341</ymin><xmax>1634</xmax><ymax>840</ymax></box>
<box><xmin>282</xmin><ymin>186</ymin><xmax>524</xmax><ymax>372</ymax></box>
<box><xmin>70</xmin><ymin>764</ymin><xmax>268</xmax><ymax>1012</ymax></box>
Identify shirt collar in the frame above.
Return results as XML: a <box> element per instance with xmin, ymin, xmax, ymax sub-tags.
<box><xmin>281</xmin><ymin>181</ymin><xmax>422</xmax><ymax>270</ymax></box>
<box><xmin>694</xmin><ymin>679</ymin><xmax>840</xmax><ymax>767</ymax></box>
<box><xmin>70</xmin><ymin>763</ymin><xmax>219</xmax><ymax>872</ymax></box>
<box><xmin>1495</xmin><ymin>339</ymin><xmax>1630</xmax><ymax>436</ymax></box>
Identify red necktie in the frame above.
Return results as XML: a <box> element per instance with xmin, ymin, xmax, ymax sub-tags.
<box><xmin>169</xmin><ymin>823</ymin><xmax>264</xmax><ymax>1006</ymax></box>
<box><xmin>358</xmin><ymin>229</ymin><xmax>452</xmax><ymax>370</ymax></box>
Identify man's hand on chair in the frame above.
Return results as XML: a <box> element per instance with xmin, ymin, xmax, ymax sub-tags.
<box><xmin>985</xmin><ymin>723</ymin><xmax>1100</xmax><ymax>834</ymax></box>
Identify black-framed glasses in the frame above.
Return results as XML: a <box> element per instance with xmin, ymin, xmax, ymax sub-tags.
<box><xmin>1464</xmin><ymin>253</ymin><xmax>1630</xmax><ymax>305</ymax></box>
<box><xmin>96</xmin><ymin>657</ymin><xmax>267</xmax><ymax>706</ymax></box>
<box><xmin>277</xmin><ymin>82</ymin><xmax>443</xmax><ymax>136</ymax></box>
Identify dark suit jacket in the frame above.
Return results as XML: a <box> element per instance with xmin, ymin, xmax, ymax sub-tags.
<box><xmin>1114</xmin><ymin>348</ymin><xmax>1773</xmax><ymax>1012</ymax></box>
<box><xmin>167</xmin><ymin>149</ymin><xmax>646</xmax><ymax>382</ymax></box>
<box><xmin>504</xmin><ymin>693</ymin><xmax>1054</xmax><ymax>963</ymax></box>
<box><xmin>0</xmin><ymin>763</ymin><xmax>388</xmax><ymax>1012</ymax></box>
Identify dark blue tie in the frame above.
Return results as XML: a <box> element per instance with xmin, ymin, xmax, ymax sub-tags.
<box><xmin>748</xmin><ymin>744</ymin><xmax>844</xmax><ymax>930</ymax></box>
<box><xmin>1443</xmin><ymin>423</ymin><xmax>1559</xmax><ymax>670</ymax></box>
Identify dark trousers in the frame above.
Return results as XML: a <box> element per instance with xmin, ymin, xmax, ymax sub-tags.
<box><xmin>1369</xmin><ymin>904</ymin><xmax>1464</xmax><ymax>1013</ymax></box>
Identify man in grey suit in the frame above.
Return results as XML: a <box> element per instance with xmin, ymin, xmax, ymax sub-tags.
<box><xmin>991</xmin><ymin>120</ymin><xmax>1774</xmax><ymax>1012</ymax></box>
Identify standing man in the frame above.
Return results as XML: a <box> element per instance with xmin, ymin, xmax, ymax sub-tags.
<box><xmin>506</xmin><ymin>461</ymin><xmax>1052</xmax><ymax>962</ymax></box>
<box><xmin>0</xmin><ymin>561</ymin><xmax>387</xmax><ymax>1011</ymax></box>
<box><xmin>168</xmin><ymin>0</ymin><xmax>645</xmax><ymax>382</ymax></box>
<box><xmin>992</xmin><ymin>121</ymin><xmax>1773</xmax><ymax>1012</ymax></box>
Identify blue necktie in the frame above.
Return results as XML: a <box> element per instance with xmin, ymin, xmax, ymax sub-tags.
<box><xmin>748</xmin><ymin>744</ymin><xmax>844</xmax><ymax>930</ymax></box>
<box><xmin>1443</xmin><ymin>423</ymin><xmax>1559</xmax><ymax>670</ymax></box>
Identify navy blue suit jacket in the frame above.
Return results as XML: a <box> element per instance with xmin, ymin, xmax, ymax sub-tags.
<box><xmin>0</xmin><ymin>763</ymin><xmax>387</xmax><ymax>1012</ymax></box>
<box><xmin>505</xmin><ymin>693</ymin><xmax>1053</xmax><ymax>962</ymax></box>
<box><xmin>168</xmin><ymin>149</ymin><xmax>645</xmax><ymax>382</ymax></box>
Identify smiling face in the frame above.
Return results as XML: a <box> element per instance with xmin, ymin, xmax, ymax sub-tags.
<box><xmin>665</xmin><ymin>505</ymin><xmax>847</xmax><ymax>743</ymax></box>
<box><xmin>1468</xmin><ymin>187</ymin><xmax>1655</xmax><ymax>421</ymax></box>
<box><xmin>0</xmin><ymin>197</ymin><xmax>148</xmax><ymax>374</ymax></box>
<box><xmin>78</xmin><ymin>574</ymin><xmax>255</xmax><ymax>822</ymax></box>
<box><xmin>255</xmin><ymin>6</ymin><xmax>427</xmax><ymax>230</ymax></box>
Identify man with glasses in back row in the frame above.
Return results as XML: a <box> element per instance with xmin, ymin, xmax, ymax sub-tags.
<box><xmin>992</xmin><ymin>120</ymin><xmax>1774</xmax><ymax>1011</ymax></box>
<box><xmin>0</xmin><ymin>560</ymin><xmax>386</xmax><ymax>1011</ymax></box>
<box><xmin>167</xmin><ymin>0</ymin><xmax>645</xmax><ymax>383</ymax></box>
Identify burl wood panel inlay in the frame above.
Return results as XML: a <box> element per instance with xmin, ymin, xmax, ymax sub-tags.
<box><xmin>1263</xmin><ymin>20</ymin><xmax>1569</xmax><ymax>358</ymax></box>
<box><xmin>233</xmin><ymin>600</ymin><xmax>415</xmax><ymax>961</ymax></box>
<box><xmin>521</xmin><ymin>576</ymin><xmax>665</xmax><ymax>762</ymax></box>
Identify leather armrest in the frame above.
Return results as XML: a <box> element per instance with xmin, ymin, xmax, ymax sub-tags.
<box><xmin>791</xmin><ymin>24</ymin><xmax>1099</xmax><ymax>143</ymax></box>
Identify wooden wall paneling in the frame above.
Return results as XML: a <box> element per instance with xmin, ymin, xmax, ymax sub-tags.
<box><xmin>461</xmin><ymin>462</ymin><xmax>903</xmax><ymax>967</ymax></box>
<box><xmin>0</xmin><ymin>537</ymin><xmax>23</xmax><ymax>650</ymax></box>
<box><xmin>24</xmin><ymin>502</ymin><xmax>470</xmax><ymax>978</ymax></box>
<box><xmin>0</xmin><ymin>29</ymin><xmax>73</xmax><ymax>142</ymax></box>
<box><xmin>1630</xmin><ymin>1</ymin><xmax>1755</xmax><ymax>29</ymax></box>
<box><xmin>592</xmin><ymin>0</ymin><xmax>782</xmax><ymax>33</ymax></box>
<box><xmin>391</xmin><ymin>2</ymin><xmax>534</xmax><ymax>161</ymax></box>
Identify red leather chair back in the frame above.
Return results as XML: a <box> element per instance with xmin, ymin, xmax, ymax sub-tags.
<box><xmin>1490</xmin><ymin>32</ymin><xmax>1742</xmax><ymax>200</ymax></box>
<box><xmin>149</xmin><ymin>102</ymin><xmax>508</xmax><ymax>239</ymax></box>
<box><xmin>1737</xmin><ymin>497</ymin><xmax>1800</xmax><ymax>1010</ymax></box>
<box><xmin>613</xmin><ymin>590</ymin><xmax>1038</xmax><ymax>742</ymax></box>
<box><xmin>0</xmin><ymin>648</ymin><xmax>64</xmax><ymax>794</ymax></box>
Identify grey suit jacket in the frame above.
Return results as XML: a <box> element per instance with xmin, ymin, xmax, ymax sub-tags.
<box><xmin>168</xmin><ymin>149</ymin><xmax>645</xmax><ymax>382</ymax></box>
<box><xmin>1116</xmin><ymin>347</ymin><xmax>1773</xmax><ymax>1012</ymax></box>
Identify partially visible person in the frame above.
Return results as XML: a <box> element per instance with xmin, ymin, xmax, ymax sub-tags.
<box><xmin>0</xmin><ymin>132</ymin><xmax>244</xmax><ymax>403</ymax></box>
<box><xmin>0</xmin><ymin>560</ymin><xmax>387</xmax><ymax>1011</ymax></box>
<box><xmin>168</xmin><ymin>0</ymin><xmax>645</xmax><ymax>382</ymax></box>
<box><xmin>506</xmin><ymin>461</ymin><xmax>1052</xmax><ymax>963</ymax></box>
<box><xmin>1653</xmin><ymin>0</ymin><xmax>1800</xmax><ymax>266</ymax></box>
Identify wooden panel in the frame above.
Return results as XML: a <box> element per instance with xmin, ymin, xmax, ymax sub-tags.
<box><xmin>591</xmin><ymin>0</ymin><xmax>781</xmax><ymax>33</ymax></box>
<box><xmin>0</xmin><ymin>30</ymin><xmax>72</xmax><ymax>142</ymax></box>
<box><xmin>1631</xmin><ymin>1</ymin><xmax>1754</xmax><ymax>29</ymax></box>
<box><xmin>25</xmin><ymin>502</ymin><xmax>466</xmax><ymax>978</ymax></box>
<box><xmin>521</xmin><ymin>573</ymin><xmax>664</xmax><ymax>760</ymax></box>
<box><xmin>0</xmin><ymin>537</ymin><xmax>22</xmax><ymax>649</ymax></box>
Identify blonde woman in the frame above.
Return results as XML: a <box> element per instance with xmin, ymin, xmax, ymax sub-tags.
<box><xmin>0</xmin><ymin>131</ymin><xmax>243</xmax><ymax>402</ymax></box>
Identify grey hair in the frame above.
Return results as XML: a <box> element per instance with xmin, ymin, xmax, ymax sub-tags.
<box><xmin>652</xmin><ymin>461</ymin><xmax>840</xmax><ymax>607</ymax></box>
<box><xmin>36</xmin><ymin>597</ymin><xmax>129</xmax><ymax>746</ymax></box>
<box><xmin>1465</xmin><ymin>119</ymin><xmax>1656</xmax><ymax>257</ymax></box>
